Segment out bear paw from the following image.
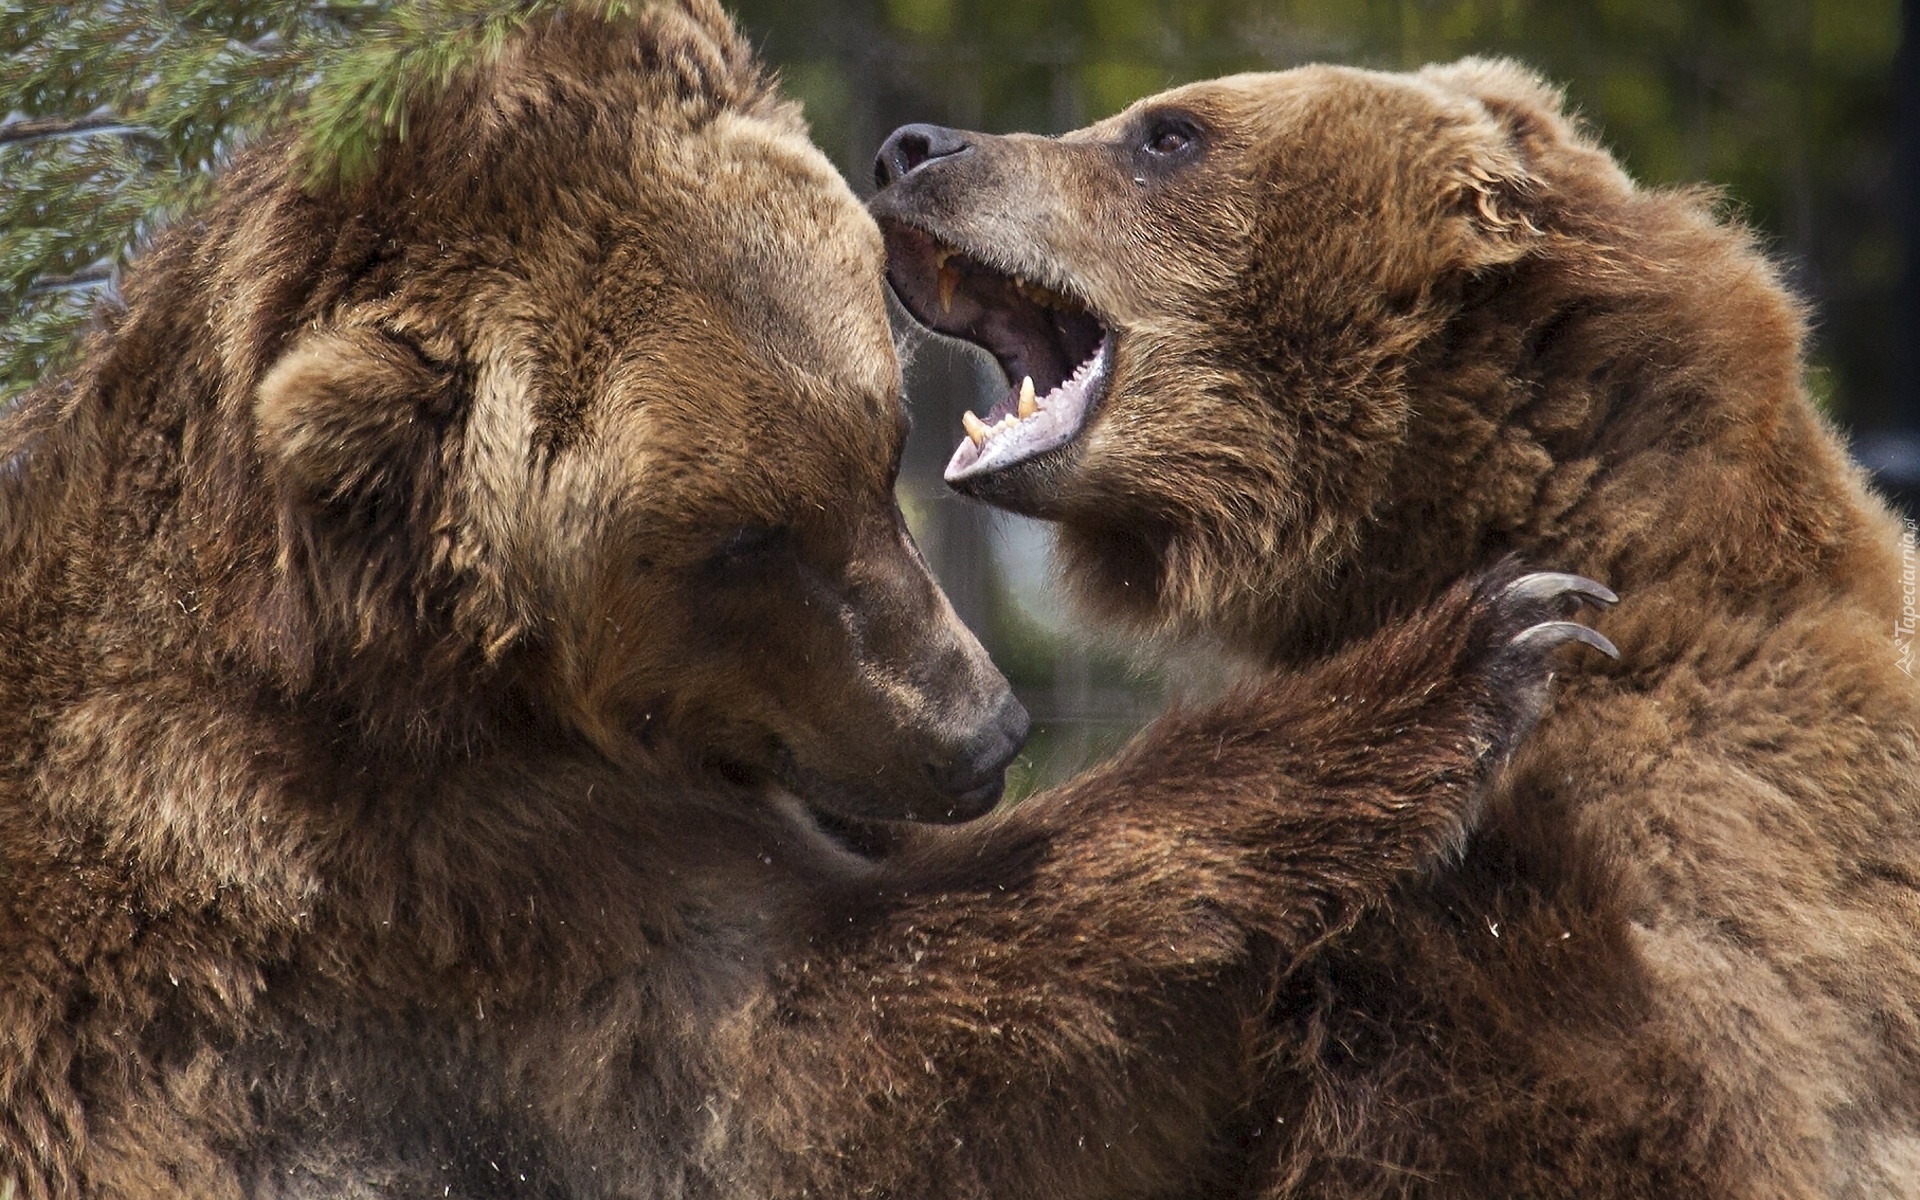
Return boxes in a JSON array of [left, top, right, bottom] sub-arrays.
[[1455, 561, 1618, 763]]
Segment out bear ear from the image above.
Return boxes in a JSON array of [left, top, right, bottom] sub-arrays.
[[253, 323, 466, 668], [255, 323, 461, 514], [1453, 140, 1542, 262], [1421, 59, 1554, 267], [1420, 57, 1572, 148]]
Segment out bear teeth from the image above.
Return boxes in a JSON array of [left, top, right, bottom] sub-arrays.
[[933, 246, 959, 313], [932, 241, 1075, 315], [946, 337, 1112, 484], [963, 376, 1043, 448], [1013, 277, 1071, 310]]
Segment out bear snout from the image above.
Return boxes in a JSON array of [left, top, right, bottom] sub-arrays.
[[922, 689, 1031, 819], [874, 123, 973, 189]]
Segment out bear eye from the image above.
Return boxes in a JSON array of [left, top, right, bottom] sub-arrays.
[[709, 523, 792, 577], [1140, 116, 1200, 159]]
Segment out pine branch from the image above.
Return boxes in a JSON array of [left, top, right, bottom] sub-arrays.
[[25, 267, 115, 297], [1, 0, 644, 406], [0, 114, 148, 145], [1, 0, 380, 403], [0, 292, 98, 401]]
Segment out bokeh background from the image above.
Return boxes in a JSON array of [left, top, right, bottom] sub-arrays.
[[724, 0, 1915, 793]]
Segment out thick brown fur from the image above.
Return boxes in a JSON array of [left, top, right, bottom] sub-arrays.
[[0, 14, 1606, 1198], [873, 59, 1920, 1196]]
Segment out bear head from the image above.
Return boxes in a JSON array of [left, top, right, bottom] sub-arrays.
[[871, 60, 1662, 661], [111, 1, 1026, 821]]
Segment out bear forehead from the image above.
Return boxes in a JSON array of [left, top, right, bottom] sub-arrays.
[[1087, 66, 1501, 150], [533, 108, 898, 402], [412, 101, 901, 469], [554, 281, 904, 517], [650, 114, 899, 395]]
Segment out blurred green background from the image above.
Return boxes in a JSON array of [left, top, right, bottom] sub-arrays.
[[723, 0, 1910, 794]]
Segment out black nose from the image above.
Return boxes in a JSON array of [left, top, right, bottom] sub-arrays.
[[874, 123, 972, 190], [926, 691, 1031, 818]]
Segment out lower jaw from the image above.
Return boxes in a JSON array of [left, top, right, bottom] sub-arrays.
[[943, 338, 1112, 493], [944, 448, 1078, 521]]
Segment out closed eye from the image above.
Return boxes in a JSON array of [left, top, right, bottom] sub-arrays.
[[709, 523, 794, 577]]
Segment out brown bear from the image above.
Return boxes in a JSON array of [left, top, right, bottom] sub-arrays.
[[872, 58, 1920, 1197], [0, 11, 1611, 1198]]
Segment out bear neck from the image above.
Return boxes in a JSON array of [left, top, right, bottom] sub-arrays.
[[1273, 208, 1903, 670]]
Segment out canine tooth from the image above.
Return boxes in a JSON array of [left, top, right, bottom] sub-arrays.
[[938, 263, 959, 313], [962, 410, 989, 446], [1018, 377, 1037, 418]]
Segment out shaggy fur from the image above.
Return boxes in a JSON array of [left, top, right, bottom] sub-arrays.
[[872, 60, 1920, 1196], [0, 13, 1605, 1198]]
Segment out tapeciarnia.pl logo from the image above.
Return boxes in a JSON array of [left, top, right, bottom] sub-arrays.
[[1898, 522, 1917, 677]]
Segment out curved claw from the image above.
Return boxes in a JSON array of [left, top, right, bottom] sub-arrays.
[[1501, 571, 1618, 610], [1509, 620, 1620, 660]]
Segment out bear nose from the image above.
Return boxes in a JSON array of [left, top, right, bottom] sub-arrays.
[[874, 123, 972, 189], [925, 691, 1030, 818]]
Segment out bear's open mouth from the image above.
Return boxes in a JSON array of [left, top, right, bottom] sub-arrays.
[[881, 222, 1112, 485]]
